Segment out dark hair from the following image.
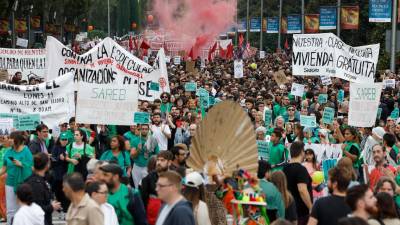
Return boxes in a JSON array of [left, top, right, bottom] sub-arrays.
[[328, 167, 352, 192], [10, 131, 25, 147], [33, 152, 49, 171], [375, 192, 398, 219], [374, 177, 396, 194], [35, 124, 48, 132], [63, 173, 85, 192], [290, 141, 304, 158], [338, 217, 369, 225], [147, 155, 157, 172], [383, 133, 396, 147], [345, 184, 370, 211], [272, 127, 283, 139], [86, 181, 106, 197], [16, 183, 34, 205], [344, 127, 360, 143], [69, 117, 75, 124], [157, 151, 173, 161], [257, 160, 271, 179], [153, 112, 161, 117], [182, 185, 205, 209], [111, 135, 125, 151], [170, 146, 182, 160]]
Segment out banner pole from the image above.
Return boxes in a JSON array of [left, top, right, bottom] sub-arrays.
[[277, 0, 282, 50], [391, 0, 398, 72], [260, 0, 263, 51], [301, 0, 305, 33], [337, 0, 341, 37]]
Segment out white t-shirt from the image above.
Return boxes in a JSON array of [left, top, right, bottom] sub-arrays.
[[101, 203, 119, 225], [13, 203, 45, 225], [151, 124, 171, 151], [195, 201, 212, 225]]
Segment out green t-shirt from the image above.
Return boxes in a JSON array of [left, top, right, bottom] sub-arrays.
[[0, 147, 10, 168], [100, 150, 131, 176], [273, 104, 287, 119], [269, 142, 288, 170], [3, 146, 33, 189], [259, 179, 285, 218], [131, 137, 159, 167], [344, 141, 361, 168], [160, 103, 172, 113], [64, 129, 75, 144], [108, 184, 134, 225], [124, 132, 140, 149], [67, 143, 95, 174]]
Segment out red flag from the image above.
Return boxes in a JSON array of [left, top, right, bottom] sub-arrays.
[[134, 37, 139, 50], [129, 35, 133, 51], [219, 46, 226, 58], [188, 47, 194, 60], [226, 43, 234, 59], [239, 34, 244, 47], [284, 38, 289, 50], [208, 48, 212, 62], [210, 42, 217, 53], [140, 40, 150, 49]]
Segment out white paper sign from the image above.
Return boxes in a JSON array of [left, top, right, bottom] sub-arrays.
[[0, 73, 75, 128], [321, 75, 332, 86], [45, 36, 169, 101], [16, 38, 28, 48], [173, 56, 181, 65], [292, 33, 379, 84], [303, 143, 342, 163], [348, 82, 383, 127], [234, 60, 244, 78], [383, 79, 396, 89], [76, 82, 138, 125], [259, 51, 265, 59], [0, 47, 46, 80], [291, 83, 305, 97], [0, 118, 13, 135]]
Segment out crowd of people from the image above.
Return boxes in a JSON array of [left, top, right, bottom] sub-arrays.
[[0, 48, 400, 225]]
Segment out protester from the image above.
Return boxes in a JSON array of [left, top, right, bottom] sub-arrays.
[[182, 172, 212, 225], [24, 153, 61, 225], [0, 131, 33, 225], [150, 113, 171, 151], [12, 183, 44, 225], [282, 141, 312, 225], [307, 166, 352, 225], [365, 144, 395, 189], [269, 128, 289, 170], [140, 151, 173, 225], [100, 135, 131, 177], [28, 124, 52, 155], [86, 181, 119, 225], [257, 160, 285, 222], [0, 135, 10, 221], [345, 184, 377, 221], [169, 144, 188, 177], [155, 170, 195, 225], [63, 173, 104, 225], [368, 192, 400, 225]]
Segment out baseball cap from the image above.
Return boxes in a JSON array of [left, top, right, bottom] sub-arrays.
[[184, 172, 204, 188], [59, 132, 68, 140], [100, 163, 123, 177]]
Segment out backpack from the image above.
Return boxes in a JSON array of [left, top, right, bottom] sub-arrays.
[[126, 187, 148, 225]]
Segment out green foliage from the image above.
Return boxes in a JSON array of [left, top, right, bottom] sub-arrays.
[[88, 29, 106, 39]]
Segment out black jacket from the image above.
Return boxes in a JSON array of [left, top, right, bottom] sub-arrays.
[[24, 173, 53, 225], [140, 171, 158, 208], [160, 200, 195, 225], [29, 138, 54, 155], [50, 145, 68, 181]]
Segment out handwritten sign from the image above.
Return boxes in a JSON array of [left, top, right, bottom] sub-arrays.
[[321, 75, 332, 86], [291, 83, 305, 97], [300, 115, 317, 127], [18, 114, 41, 131], [185, 82, 197, 92], [234, 60, 244, 79], [134, 112, 150, 124], [338, 89, 344, 103], [264, 109, 272, 127], [257, 140, 270, 160], [318, 94, 328, 104], [0, 118, 13, 135], [322, 107, 335, 124]]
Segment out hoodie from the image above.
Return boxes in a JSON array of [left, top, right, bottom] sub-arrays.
[[13, 203, 45, 225]]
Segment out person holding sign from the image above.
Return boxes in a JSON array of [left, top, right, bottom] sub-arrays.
[[0, 131, 33, 225], [65, 129, 95, 180]]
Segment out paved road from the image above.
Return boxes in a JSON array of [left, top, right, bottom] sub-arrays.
[[0, 211, 66, 225]]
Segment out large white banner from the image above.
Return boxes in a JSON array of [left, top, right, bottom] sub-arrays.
[[349, 82, 383, 127], [45, 36, 169, 101], [0, 48, 46, 80], [292, 33, 379, 84], [0, 73, 75, 128], [304, 143, 342, 163]]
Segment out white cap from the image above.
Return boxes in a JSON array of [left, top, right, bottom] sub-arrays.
[[184, 172, 204, 188]]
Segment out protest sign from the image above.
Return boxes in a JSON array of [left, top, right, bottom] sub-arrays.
[[318, 94, 328, 104], [290, 83, 305, 97], [18, 114, 40, 131], [264, 109, 272, 126], [0, 118, 13, 135], [185, 82, 197, 92], [199, 89, 209, 109], [259, 51, 265, 59], [173, 56, 181, 65], [150, 82, 160, 91], [390, 108, 399, 120], [134, 112, 150, 124], [348, 82, 383, 127], [0, 73, 75, 128], [273, 70, 288, 86], [234, 60, 244, 78], [16, 38, 28, 48], [209, 96, 215, 106], [292, 33, 380, 84], [186, 61, 195, 73], [257, 140, 269, 160], [322, 107, 335, 124], [320, 7, 337, 30], [45, 36, 169, 101], [300, 115, 317, 127], [0, 113, 19, 128], [321, 75, 332, 86], [0, 47, 46, 80], [196, 88, 208, 97], [304, 143, 342, 163], [383, 79, 396, 89], [369, 0, 392, 22], [338, 89, 345, 103], [322, 158, 338, 181]]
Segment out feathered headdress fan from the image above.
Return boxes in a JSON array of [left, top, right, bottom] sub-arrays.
[[187, 101, 258, 183]]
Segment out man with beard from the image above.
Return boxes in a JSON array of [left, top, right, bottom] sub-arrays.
[[150, 112, 171, 151], [100, 163, 147, 225], [169, 144, 188, 177], [167, 106, 182, 150], [345, 184, 377, 221], [307, 167, 352, 225], [140, 151, 173, 225], [365, 144, 395, 190]]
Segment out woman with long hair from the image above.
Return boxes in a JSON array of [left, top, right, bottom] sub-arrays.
[[336, 127, 361, 170], [368, 192, 400, 225], [100, 135, 131, 177], [0, 131, 33, 225], [270, 171, 297, 225], [65, 129, 95, 180], [182, 172, 212, 225]]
